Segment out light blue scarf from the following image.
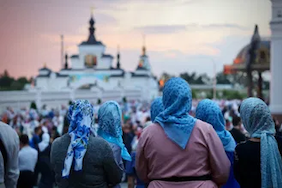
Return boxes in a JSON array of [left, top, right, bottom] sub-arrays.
[[151, 97, 164, 122], [196, 99, 236, 152], [98, 101, 131, 161], [155, 77, 196, 149], [62, 100, 95, 178], [240, 97, 282, 188]]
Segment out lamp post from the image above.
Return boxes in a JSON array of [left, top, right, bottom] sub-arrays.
[[212, 59, 217, 100]]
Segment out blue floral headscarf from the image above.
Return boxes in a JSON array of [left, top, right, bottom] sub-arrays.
[[62, 100, 95, 178], [196, 99, 236, 152], [154, 77, 196, 149], [98, 101, 131, 161], [240, 97, 282, 188], [151, 97, 164, 122]]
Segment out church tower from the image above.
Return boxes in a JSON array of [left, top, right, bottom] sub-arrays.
[[270, 0, 282, 120], [117, 45, 121, 69], [137, 35, 151, 71]]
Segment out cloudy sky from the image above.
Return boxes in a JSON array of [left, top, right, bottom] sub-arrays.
[[0, 0, 271, 78]]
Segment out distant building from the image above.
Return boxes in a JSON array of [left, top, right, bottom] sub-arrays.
[[34, 13, 158, 101]]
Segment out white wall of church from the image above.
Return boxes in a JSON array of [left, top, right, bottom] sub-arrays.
[[36, 78, 68, 91], [100, 57, 113, 69], [71, 57, 81, 69], [0, 89, 145, 114]]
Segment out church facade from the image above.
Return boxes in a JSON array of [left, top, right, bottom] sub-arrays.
[[34, 13, 159, 101]]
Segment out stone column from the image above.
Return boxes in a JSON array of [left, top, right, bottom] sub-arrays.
[[270, 0, 282, 121]]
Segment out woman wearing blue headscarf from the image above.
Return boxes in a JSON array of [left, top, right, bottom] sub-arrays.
[[196, 99, 239, 188], [98, 101, 132, 188], [234, 97, 282, 188], [136, 77, 230, 188], [50, 100, 123, 188], [150, 97, 164, 123]]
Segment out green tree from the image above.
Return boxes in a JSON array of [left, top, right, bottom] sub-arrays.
[[216, 72, 231, 84], [0, 70, 14, 88], [30, 101, 37, 110]]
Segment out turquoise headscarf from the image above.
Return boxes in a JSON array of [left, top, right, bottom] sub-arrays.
[[195, 99, 236, 152], [62, 100, 95, 178], [98, 101, 131, 161], [240, 97, 282, 188], [150, 97, 164, 122], [154, 77, 196, 149]]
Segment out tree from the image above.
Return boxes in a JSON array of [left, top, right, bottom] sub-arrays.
[[30, 101, 37, 110], [0, 70, 14, 88], [0, 71, 30, 90], [180, 72, 210, 85], [97, 98, 102, 105], [216, 72, 231, 85]]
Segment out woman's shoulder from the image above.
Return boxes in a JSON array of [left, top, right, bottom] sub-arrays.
[[88, 136, 112, 151], [235, 140, 260, 155], [192, 119, 215, 137], [52, 134, 69, 147]]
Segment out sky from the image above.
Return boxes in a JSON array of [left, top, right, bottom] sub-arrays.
[[0, 0, 271, 79]]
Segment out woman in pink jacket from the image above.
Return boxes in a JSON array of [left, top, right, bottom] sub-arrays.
[[136, 77, 230, 188]]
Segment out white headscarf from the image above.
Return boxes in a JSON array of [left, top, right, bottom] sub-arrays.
[[38, 133, 50, 152]]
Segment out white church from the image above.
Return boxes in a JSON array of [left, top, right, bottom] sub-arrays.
[[34, 13, 159, 101]]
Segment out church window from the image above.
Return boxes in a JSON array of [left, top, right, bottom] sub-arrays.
[[260, 51, 266, 60], [85, 55, 97, 68]]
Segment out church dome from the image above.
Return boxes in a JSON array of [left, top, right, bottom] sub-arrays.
[[233, 40, 270, 65]]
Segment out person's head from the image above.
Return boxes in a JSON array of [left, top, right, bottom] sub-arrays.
[[232, 116, 241, 127], [98, 101, 122, 138], [20, 134, 29, 148], [150, 97, 164, 122], [34, 126, 42, 135], [67, 99, 95, 135], [239, 97, 275, 138], [162, 77, 192, 115], [134, 126, 143, 139], [196, 99, 225, 132], [41, 133, 50, 144]]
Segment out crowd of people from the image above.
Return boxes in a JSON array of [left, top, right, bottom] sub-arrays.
[[0, 77, 282, 188]]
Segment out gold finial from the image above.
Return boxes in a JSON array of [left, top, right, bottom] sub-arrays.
[[142, 34, 146, 56], [44, 62, 47, 68], [117, 45, 120, 53], [91, 6, 95, 16]]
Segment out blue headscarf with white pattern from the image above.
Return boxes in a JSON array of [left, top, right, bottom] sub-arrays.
[[240, 97, 282, 188], [154, 77, 196, 149], [151, 97, 164, 122], [196, 99, 236, 152], [62, 100, 95, 178], [98, 101, 131, 161]]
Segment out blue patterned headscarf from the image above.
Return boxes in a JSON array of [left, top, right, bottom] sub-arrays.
[[196, 99, 236, 152], [240, 97, 282, 188], [150, 97, 164, 122], [62, 100, 95, 178], [98, 101, 131, 161], [154, 77, 196, 149]]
